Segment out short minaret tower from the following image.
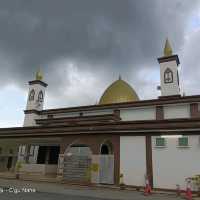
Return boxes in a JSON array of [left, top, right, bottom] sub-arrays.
[[157, 39, 180, 97], [23, 69, 48, 126]]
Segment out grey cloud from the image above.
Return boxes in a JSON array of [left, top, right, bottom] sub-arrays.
[[0, 0, 199, 107], [180, 30, 200, 96]]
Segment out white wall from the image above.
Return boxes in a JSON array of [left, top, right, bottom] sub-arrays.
[[164, 104, 190, 119], [24, 82, 46, 126], [41, 109, 113, 119], [23, 113, 40, 127], [45, 165, 57, 174], [83, 109, 113, 116], [20, 164, 57, 175], [46, 112, 79, 119], [152, 135, 200, 190], [120, 136, 146, 186], [120, 107, 155, 121], [91, 155, 100, 184], [26, 83, 46, 111]]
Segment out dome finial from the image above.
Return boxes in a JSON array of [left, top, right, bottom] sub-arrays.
[[164, 38, 173, 57], [36, 68, 43, 81]]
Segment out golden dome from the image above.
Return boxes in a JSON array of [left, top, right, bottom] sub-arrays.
[[99, 77, 139, 105]]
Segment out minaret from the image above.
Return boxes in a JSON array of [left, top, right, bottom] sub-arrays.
[[23, 69, 48, 126], [157, 39, 180, 97]]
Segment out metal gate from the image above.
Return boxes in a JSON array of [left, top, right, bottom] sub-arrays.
[[99, 155, 114, 184]]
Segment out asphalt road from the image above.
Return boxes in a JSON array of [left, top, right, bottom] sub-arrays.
[[0, 178, 183, 200], [1, 192, 106, 200], [0, 191, 182, 200]]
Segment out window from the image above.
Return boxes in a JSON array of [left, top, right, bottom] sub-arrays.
[[164, 68, 173, 83], [29, 89, 35, 101], [177, 71, 179, 86], [19, 145, 26, 156], [29, 145, 35, 156], [178, 137, 189, 147], [38, 91, 44, 103], [155, 137, 166, 147]]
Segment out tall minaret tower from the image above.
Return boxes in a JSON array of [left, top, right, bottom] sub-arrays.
[[23, 69, 48, 126], [157, 39, 180, 97]]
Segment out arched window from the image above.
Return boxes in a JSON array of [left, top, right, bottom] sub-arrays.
[[38, 91, 44, 103], [100, 140, 113, 155], [101, 144, 109, 154], [164, 68, 173, 83], [29, 89, 35, 101]]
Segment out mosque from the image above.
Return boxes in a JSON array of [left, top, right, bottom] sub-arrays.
[[0, 39, 200, 191]]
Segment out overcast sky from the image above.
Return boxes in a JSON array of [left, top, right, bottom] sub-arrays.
[[1, 0, 200, 127]]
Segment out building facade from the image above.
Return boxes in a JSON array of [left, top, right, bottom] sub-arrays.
[[0, 40, 200, 190]]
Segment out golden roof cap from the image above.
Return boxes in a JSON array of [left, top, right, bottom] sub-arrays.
[[164, 38, 173, 56], [36, 69, 43, 81], [99, 77, 139, 105]]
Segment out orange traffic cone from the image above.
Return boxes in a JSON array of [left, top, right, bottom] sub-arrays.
[[144, 175, 152, 196], [185, 179, 192, 200]]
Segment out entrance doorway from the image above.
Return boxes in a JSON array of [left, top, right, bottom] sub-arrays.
[[37, 146, 60, 164], [7, 157, 13, 171], [99, 141, 114, 184], [37, 146, 47, 164], [49, 146, 60, 164]]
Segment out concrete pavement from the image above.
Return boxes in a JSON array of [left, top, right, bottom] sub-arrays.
[[0, 192, 183, 200]]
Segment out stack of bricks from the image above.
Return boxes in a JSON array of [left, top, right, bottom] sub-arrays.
[[63, 155, 91, 182]]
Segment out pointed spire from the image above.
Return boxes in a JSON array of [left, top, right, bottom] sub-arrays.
[[36, 68, 43, 81], [164, 38, 173, 57]]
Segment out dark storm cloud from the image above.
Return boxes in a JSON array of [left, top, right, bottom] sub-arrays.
[[0, 0, 199, 106]]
